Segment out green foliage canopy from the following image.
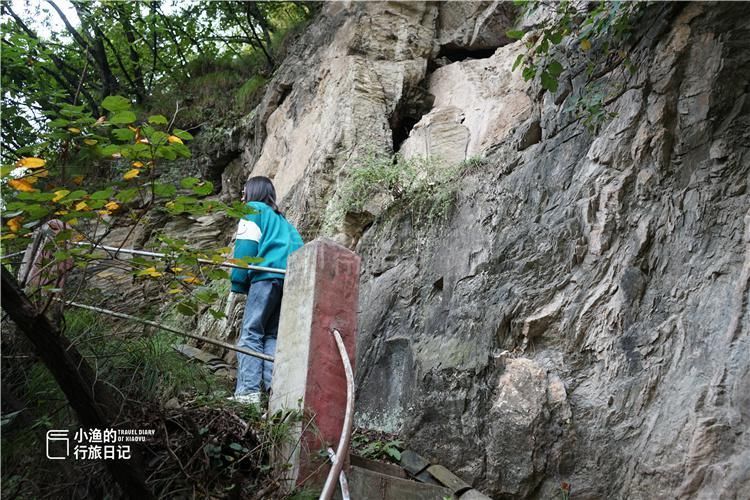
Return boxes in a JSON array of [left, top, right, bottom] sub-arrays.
[[1, 0, 316, 161]]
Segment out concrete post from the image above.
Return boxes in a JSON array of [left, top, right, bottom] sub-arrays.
[[270, 239, 360, 489]]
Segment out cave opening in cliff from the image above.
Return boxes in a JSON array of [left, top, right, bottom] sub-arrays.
[[391, 115, 421, 152], [389, 84, 435, 152], [436, 45, 497, 64]]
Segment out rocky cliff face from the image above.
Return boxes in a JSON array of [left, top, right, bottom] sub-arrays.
[[192, 2, 749, 498]]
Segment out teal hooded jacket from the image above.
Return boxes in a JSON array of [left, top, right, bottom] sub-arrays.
[[230, 201, 303, 294]]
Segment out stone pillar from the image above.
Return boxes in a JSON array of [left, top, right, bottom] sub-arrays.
[[270, 239, 360, 489]]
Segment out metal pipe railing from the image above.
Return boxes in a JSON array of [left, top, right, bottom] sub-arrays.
[[319, 328, 355, 500], [0, 250, 27, 260], [326, 448, 351, 500], [73, 242, 286, 275], [62, 299, 273, 362]]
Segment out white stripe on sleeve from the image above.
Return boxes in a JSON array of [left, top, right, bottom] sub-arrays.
[[236, 219, 262, 242]]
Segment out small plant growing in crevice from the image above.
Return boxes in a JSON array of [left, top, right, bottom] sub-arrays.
[[323, 152, 475, 236], [461, 155, 486, 172], [351, 428, 403, 463], [564, 81, 619, 133], [560, 480, 572, 500]]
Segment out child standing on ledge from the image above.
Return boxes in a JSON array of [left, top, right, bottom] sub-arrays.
[[230, 176, 303, 404]]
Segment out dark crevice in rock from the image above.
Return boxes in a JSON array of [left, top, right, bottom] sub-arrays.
[[342, 211, 375, 250], [435, 45, 496, 63], [207, 149, 242, 188], [389, 80, 435, 152], [277, 84, 293, 108]]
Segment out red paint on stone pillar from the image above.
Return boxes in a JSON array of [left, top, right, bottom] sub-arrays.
[[270, 239, 360, 488]]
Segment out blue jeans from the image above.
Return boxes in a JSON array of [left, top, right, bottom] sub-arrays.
[[235, 278, 283, 396]]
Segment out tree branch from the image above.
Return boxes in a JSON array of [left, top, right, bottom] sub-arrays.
[[3, 4, 98, 112], [1, 267, 155, 499], [113, 3, 146, 102]]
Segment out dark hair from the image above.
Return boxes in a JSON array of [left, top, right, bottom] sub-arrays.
[[243, 176, 281, 214]]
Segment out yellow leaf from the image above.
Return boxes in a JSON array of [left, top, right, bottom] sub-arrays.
[[168, 288, 182, 294], [74, 201, 89, 211], [1, 233, 17, 240], [72, 175, 84, 185], [84, 139, 98, 145], [97, 209, 110, 216], [104, 201, 120, 211], [580, 38, 592, 51], [25, 176, 39, 184], [167, 135, 183, 144], [68, 127, 81, 134], [170, 267, 183, 273], [15, 157, 46, 168], [7, 216, 23, 233], [183, 276, 201, 285], [131, 161, 144, 168], [8, 178, 37, 192], [128, 126, 138, 132], [123, 169, 140, 180], [52, 190, 70, 202], [138, 266, 162, 278], [66, 218, 78, 225], [54, 210, 69, 215]]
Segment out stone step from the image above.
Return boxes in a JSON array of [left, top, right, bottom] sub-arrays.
[[334, 465, 453, 500]]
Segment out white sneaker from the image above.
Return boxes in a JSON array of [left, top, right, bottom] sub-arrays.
[[228, 392, 262, 405]]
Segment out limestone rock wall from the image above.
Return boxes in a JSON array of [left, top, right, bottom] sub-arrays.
[[189, 2, 749, 498]]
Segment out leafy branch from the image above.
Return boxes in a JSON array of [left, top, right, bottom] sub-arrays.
[[1, 95, 253, 319], [508, 0, 646, 96]]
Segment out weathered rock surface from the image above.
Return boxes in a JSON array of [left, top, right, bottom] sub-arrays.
[[239, 1, 440, 240], [354, 2, 750, 499], [436, 1, 516, 55], [399, 40, 531, 161], [180, 1, 749, 498]]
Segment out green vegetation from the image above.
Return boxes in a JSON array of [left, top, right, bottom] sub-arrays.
[[237, 75, 270, 110], [508, 0, 647, 131], [559, 481, 572, 499], [1, 308, 214, 498], [1, 1, 316, 156], [564, 81, 620, 133], [351, 428, 403, 463], [324, 153, 481, 234], [2, 306, 320, 498], [0, 2, 310, 488], [0, 94, 260, 322], [69, 308, 217, 400], [353, 436, 403, 462]]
